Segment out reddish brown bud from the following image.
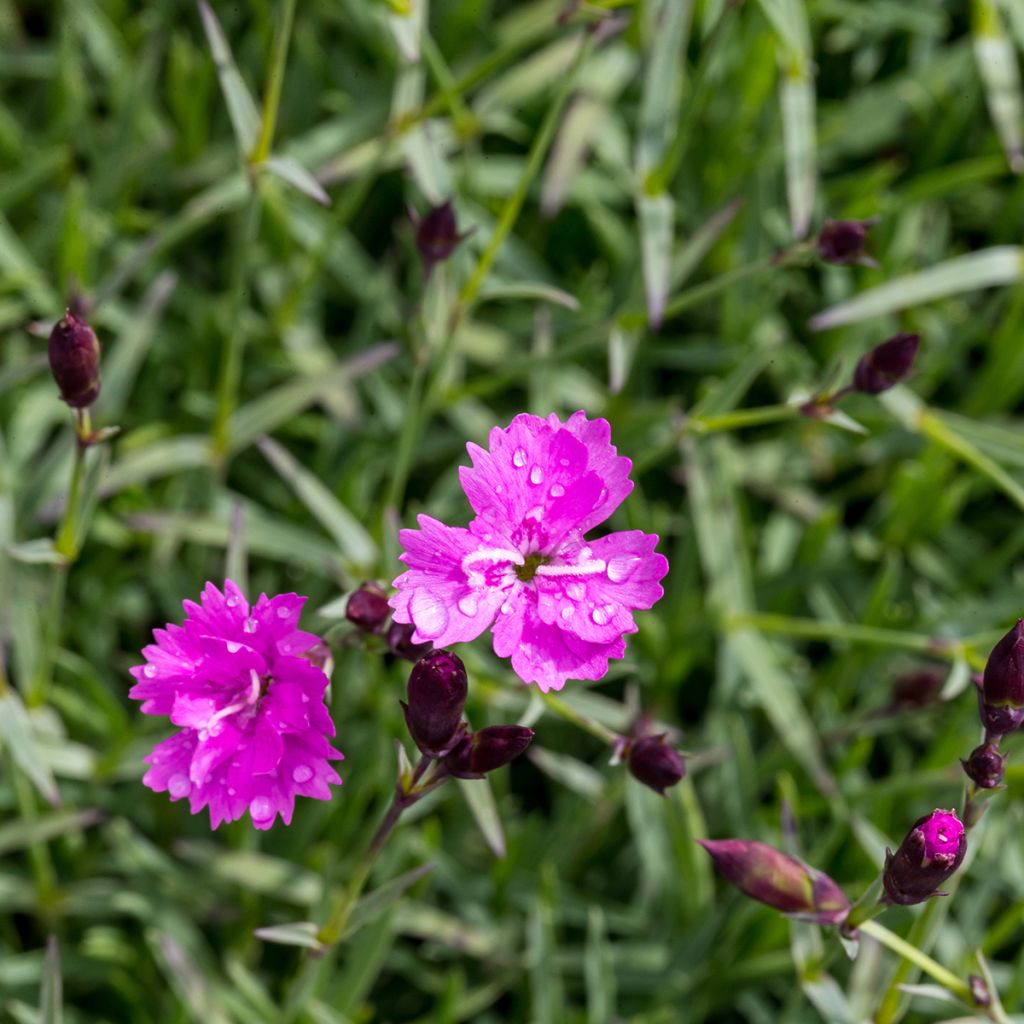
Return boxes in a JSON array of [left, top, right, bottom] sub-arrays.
[[345, 582, 390, 634], [982, 620, 1024, 710], [883, 809, 966, 906], [444, 725, 534, 779], [892, 667, 943, 708], [961, 743, 1006, 789], [413, 200, 472, 276], [851, 333, 920, 395], [402, 650, 468, 757], [818, 218, 878, 267], [697, 839, 850, 925], [387, 621, 433, 662], [627, 734, 686, 795], [48, 310, 101, 408]]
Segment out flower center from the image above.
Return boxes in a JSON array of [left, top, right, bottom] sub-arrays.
[[207, 669, 268, 729], [515, 553, 549, 582]]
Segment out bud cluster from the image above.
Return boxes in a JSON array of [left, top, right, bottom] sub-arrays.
[[345, 582, 433, 661]]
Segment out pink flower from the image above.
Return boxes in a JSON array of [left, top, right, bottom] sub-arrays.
[[130, 580, 343, 829], [390, 412, 669, 691]]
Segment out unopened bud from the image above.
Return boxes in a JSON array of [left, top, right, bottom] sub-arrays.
[[697, 839, 850, 925], [444, 725, 534, 779], [345, 582, 390, 634], [627, 734, 686, 795], [852, 333, 920, 395], [48, 310, 101, 408], [962, 743, 1006, 789], [414, 200, 470, 274], [818, 217, 878, 267], [387, 620, 433, 662], [892, 667, 943, 708], [882, 808, 966, 906], [981, 620, 1024, 710], [402, 650, 468, 757]]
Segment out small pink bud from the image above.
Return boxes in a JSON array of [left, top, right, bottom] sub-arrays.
[[852, 333, 920, 395], [697, 839, 850, 925], [48, 310, 101, 408], [402, 650, 468, 757], [818, 218, 877, 266], [627, 734, 686, 795], [345, 582, 391, 634], [444, 725, 534, 779], [883, 809, 966, 906], [961, 743, 1006, 789]]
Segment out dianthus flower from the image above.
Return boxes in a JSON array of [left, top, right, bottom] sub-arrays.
[[130, 580, 343, 829], [390, 412, 668, 691]]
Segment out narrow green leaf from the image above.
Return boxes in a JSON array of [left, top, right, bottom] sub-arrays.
[[253, 922, 321, 950], [637, 193, 674, 328], [456, 777, 505, 858], [0, 809, 100, 857], [973, 0, 1024, 174], [584, 907, 615, 1024], [343, 863, 435, 939], [5, 540, 66, 566], [477, 281, 580, 310], [0, 692, 60, 807], [263, 156, 331, 206], [40, 936, 61, 1024]]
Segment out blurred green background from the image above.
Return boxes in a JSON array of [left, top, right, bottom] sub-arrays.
[[3, 0, 1024, 1020]]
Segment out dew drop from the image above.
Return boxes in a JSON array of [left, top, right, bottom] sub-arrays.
[[512, 448, 527, 468], [226, 640, 242, 654], [292, 764, 313, 784], [168, 774, 191, 798], [277, 605, 292, 619], [227, 787, 236, 796], [495, 484, 504, 493], [249, 796, 274, 821], [560, 606, 574, 621], [143, 664, 156, 678], [529, 465, 544, 485], [566, 581, 586, 600], [549, 483, 565, 498], [457, 594, 479, 617], [559, 457, 570, 467], [607, 555, 641, 583], [591, 607, 610, 626], [500, 601, 513, 615], [227, 596, 239, 608], [411, 590, 449, 638]]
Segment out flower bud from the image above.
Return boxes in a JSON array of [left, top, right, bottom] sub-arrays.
[[892, 667, 943, 708], [882, 809, 966, 906], [697, 839, 850, 925], [961, 743, 1006, 789], [851, 333, 920, 395], [345, 582, 391, 635], [979, 699, 1024, 736], [413, 200, 470, 274], [981, 620, 1024, 710], [387, 621, 433, 662], [48, 310, 101, 408], [627, 734, 686, 795], [444, 725, 534, 779], [818, 218, 877, 266], [402, 649, 468, 757]]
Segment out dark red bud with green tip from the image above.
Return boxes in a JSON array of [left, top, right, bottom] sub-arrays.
[[402, 649, 468, 757], [444, 725, 534, 779], [981, 620, 1024, 710], [697, 839, 850, 925], [851, 333, 920, 395], [48, 310, 101, 408], [882, 809, 966, 906]]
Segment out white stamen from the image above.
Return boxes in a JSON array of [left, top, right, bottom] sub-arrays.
[[205, 669, 263, 728], [534, 559, 607, 578], [462, 547, 525, 571]]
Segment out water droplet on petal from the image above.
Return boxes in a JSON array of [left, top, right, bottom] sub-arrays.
[[277, 605, 292, 619], [591, 607, 610, 626], [227, 596, 239, 608], [513, 448, 527, 468], [500, 602, 513, 615], [143, 665, 156, 678], [226, 640, 242, 654], [227, 787, 236, 796], [168, 774, 191, 798], [607, 555, 641, 583], [292, 765, 313, 783], [457, 594, 479, 617], [529, 465, 544, 485], [198, 729, 209, 743], [566, 582, 586, 600], [560, 606, 573, 621], [549, 483, 565, 498], [249, 796, 274, 821], [411, 590, 449, 638]]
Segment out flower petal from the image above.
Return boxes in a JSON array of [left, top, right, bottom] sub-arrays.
[[491, 586, 625, 691], [534, 530, 668, 644], [389, 515, 514, 646]]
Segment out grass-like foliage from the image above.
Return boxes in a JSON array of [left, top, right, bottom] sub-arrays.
[[3, 0, 1024, 1021]]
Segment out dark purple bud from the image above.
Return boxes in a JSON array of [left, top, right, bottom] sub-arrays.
[[852, 333, 920, 395], [697, 839, 850, 925], [982, 620, 1024, 710], [414, 200, 470, 271], [979, 699, 1024, 736], [892, 667, 944, 708], [402, 650, 468, 757], [883, 809, 966, 906], [345, 582, 391, 635], [627, 734, 686, 795], [961, 743, 1006, 789], [444, 725, 534, 779], [48, 310, 101, 408], [386, 621, 433, 662], [818, 218, 877, 266]]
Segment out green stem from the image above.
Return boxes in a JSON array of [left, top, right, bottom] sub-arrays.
[[540, 692, 619, 746], [212, 190, 263, 461], [843, 872, 886, 930], [689, 404, 799, 433], [250, 0, 298, 165], [859, 919, 973, 1004]]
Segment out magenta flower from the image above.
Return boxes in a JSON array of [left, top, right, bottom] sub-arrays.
[[390, 412, 668, 691], [130, 580, 343, 829]]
